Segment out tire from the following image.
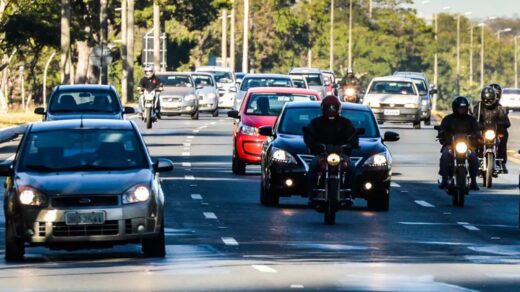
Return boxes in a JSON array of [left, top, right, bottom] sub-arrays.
[[424, 117, 431, 126], [324, 179, 338, 225], [212, 108, 219, 117], [145, 108, 152, 129], [453, 167, 466, 207], [191, 110, 199, 120], [5, 220, 25, 262], [367, 192, 390, 212], [485, 152, 494, 188], [142, 219, 166, 258], [377, 121, 384, 125], [413, 121, 421, 129], [264, 184, 279, 207], [232, 151, 246, 175]]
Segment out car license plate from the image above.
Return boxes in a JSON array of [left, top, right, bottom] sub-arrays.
[[384, 109, 400, 116], [65, 211, 105, 225]]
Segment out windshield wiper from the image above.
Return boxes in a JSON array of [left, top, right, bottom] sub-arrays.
[[49, 109, 78, 113], [58, 165, 137, 171], [24, 164, 57, 172], [78, 109, 117, 113]]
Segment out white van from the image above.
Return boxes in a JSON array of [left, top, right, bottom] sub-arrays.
[[500, 88, 520, 111], [363, 76, 422, 129]]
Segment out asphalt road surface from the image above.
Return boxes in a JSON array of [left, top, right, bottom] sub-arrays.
[[0, 113, 519, 291]]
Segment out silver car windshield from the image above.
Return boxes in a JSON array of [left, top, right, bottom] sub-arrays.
[[240, 78, 292, 91], [368, 81, 417, 95], [49, 90, 119, 113], [19, 129, 148, 172]]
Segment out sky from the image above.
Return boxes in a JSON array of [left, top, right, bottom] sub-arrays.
[[408, 0, 520, 20]]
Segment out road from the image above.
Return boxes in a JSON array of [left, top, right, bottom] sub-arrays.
[[0, 113, 519, 291]]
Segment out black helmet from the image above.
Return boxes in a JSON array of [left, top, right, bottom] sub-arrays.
[[452, 96, 470, 113], [481, 86, 498, 107], [321, 95, 341, 119], [488, 83, 502, 100]]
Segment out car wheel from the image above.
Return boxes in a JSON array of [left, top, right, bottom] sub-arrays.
[[367, 192, 389, 212], [142, 219, 166, 258], [5, 219, 25, 262], [212, 108, 219, 117], [424, 117, 431, 126], [191, 110, 199, 120], [264, 184, 279, 207], [232, 152, 246, 175], [413, 121, 421, 129]]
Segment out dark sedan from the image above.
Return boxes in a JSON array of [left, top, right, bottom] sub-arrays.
[[0, 119, 173, 261], [259, 102, 399, 211], [34, 84, 135, 121]]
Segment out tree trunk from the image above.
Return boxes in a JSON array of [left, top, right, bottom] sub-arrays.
[[60, 0, 71, 84], [100, 0, 108, 84], [75, 40, 91, 84], [153, 0, 161, 71], [121, 0, 128, 103], [127, 0, 135, 102]]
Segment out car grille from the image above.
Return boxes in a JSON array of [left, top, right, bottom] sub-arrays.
[[298, 154, 362, 171], [162, 96, 182, 102], [52, 196, 119, 208], [380, 103, 405, 108], [125, 219, 132, 234], [38, 222, 46, 237], [52, 220, 119, 237]]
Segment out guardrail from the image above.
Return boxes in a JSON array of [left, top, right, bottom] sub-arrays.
[[0, 125, 26, 143]]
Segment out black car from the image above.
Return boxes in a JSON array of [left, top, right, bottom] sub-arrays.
[[259, 102, 400, 211], [34, 84, 135, 121], [0, 119, 173, 261]]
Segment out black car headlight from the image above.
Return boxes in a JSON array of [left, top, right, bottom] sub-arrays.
[[123, 185, 151, 204], [363, 152, 390, 167], [270, 147, 297, 164], [18, 186, 47, 206]]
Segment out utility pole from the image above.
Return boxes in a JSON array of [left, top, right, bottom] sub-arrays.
[[230, 0, 236, 71], [242, 0, 249, 73], [121, 0, 128, 104], [153, 0, 161, 71], [456, 14, 460, 95], [221, 9, 228, 68], [43, 51, 56, 107], [515, 36, 519, 88], [60, 0, 71, 84], [348, 0, 353, 68], [19, 66, 25, 111], [469, 24, 474, 86], [127, 0, 135, 102], [433, 13, 438, 111], [100, 0, 108, 84], [369, 0, 372, 19], [480, 23, 485, 89], [308, 0, 312, 67], [329, 0, 334, 71]]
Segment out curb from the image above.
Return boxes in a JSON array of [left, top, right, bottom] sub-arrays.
[[0, 125, 26, 143]]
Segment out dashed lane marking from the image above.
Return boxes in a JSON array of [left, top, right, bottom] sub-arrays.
[[491, 237, 501, 240], [458, 222, 480, 231], [191, 194, 203, 200], [203, 212, 218, 220], [414, 200, 435, 208], [187, 135, 195, 139], [391, 182, 401, 188], [182, 152, 190, 156], [252, 265, 277, 273], [190, 184, 198, 187], [210, 122, 216, 125], [185, 175, 195, 180], [182, 162, 192, 167], [183, 143, 191, 147], [221, 237, 239, 246], [193, 129, 200, 133], [290, 285, 304, 289]]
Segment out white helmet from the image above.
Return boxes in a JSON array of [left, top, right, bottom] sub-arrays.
[[144, 65, 155, 74]]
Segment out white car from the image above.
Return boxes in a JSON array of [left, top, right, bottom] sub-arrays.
[[195, 66, 237, 109], [500, 88, 520, 111]]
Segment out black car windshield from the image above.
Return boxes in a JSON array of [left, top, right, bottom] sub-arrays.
[[503, 89, 520, 95], [245, 93, 318, 116], [292, 79, 307, 89], [278, 107, 378, 138], [48, 89, 120, 113], [19, 129, 148, 172], [240, 77, 293, 91], [412, 79, 428, 95], [368, 81, 416, 95], [291, 73, 323, 86], [192, 75, 215, 87], [157, 75, 193, 87]]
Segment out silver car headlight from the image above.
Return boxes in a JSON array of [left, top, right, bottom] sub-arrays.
[[270, 147, 297, 164], [184, 94, 196, 101], [404, 103, 418, 109], [123, 185, 151, 204], [239, 123, 258, 136], [18, 186, 47, 206], [421, 99, 429, 106], [363, 152, 390, 167]]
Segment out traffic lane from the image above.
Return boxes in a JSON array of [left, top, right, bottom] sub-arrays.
[[507, 112, 520, 162], [175, 121, 520, 265]]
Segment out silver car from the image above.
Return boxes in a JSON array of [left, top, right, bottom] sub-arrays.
[[195, 66, 237, 109], [191, 72, 220, 117], [289, 67, 327, 98], [156, 73, 200, 120]]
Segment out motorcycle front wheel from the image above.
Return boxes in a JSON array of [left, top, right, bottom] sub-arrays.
[[324, 179, 338, 225], [484, 152, 494, 188], [453, 167, 466, 207], [145, 108, 152, 129]]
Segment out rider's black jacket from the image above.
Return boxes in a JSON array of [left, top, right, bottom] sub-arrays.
[[472, 102, 510, 133], [304, 116, 359, 156], [438, 113, 480, 147], [138, 76, 163, 92]]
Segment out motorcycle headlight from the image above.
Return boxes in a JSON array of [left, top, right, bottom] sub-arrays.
[[327, 153, 341, 166], [363, 152, 390, 167], [484, 130, 496, 141], [18, 186, 46, 206], [184, 94, 196, 101], [239, 123, 258, 136], [404, 103, 418, 108], [345, 88, 356, 96], [123, 185, 151, 204], [455, 142, 468, 154], [270, 147, 297, 164]]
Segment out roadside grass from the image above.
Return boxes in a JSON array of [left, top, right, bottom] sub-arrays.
[[0, 111, 41, 128]]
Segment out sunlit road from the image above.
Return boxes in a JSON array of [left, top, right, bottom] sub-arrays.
[[0, 114, 519, 291]]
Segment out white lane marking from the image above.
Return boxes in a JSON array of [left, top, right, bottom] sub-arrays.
[[193, 129, 200, 133], [219, 119, 224, 122], [290, 285, 304, 289], [199, 126, 207, 129], [190, 184, 198, 187], [183, 147, 190, 151], [443, 212, 452, 215], [182, 162, 192, 167], [491, 237, 501, 240], [187, 135, 195, 139], [191, 194, 203, 200], [182, 152, 190, 156], [252, 265, 277, 273], [210, 122, 216, 125], [391, 182, 401, 188], [203, 212, 218, 219], [221, 237, 239, 246], [399, 222, 451, 226], [414, 200, 435, 208], [185, 175, 195, 180], [458, 222, 480, 231], [183, 143, 191, 147]]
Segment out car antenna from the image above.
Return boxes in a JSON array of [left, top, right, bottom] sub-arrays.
[[80, 115, 84, 128]]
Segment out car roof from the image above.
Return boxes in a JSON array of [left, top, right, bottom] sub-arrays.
[[371, 76, 416, 83], [189, 72, 214, 77], [284, 101, 371, 112], [289, 67, 322, 74], [246, 87, 319, 95], [29, 119, 135, 133], [55, 84, 115, 91], [195, 66, 232, 72], [394, 71, 426, 78], [243, 73, 291, 79], [156, 72, 192, 76]]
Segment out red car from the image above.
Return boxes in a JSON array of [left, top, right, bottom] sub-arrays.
[[227, 87, 321, 174]]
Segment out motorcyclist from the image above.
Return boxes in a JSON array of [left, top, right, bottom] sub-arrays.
[[303, 96, 359, 200], [137, 65, 163, 119], [438, 96, 480, 190], [474, 83, 511, 173], [338, 68, 361, 102]]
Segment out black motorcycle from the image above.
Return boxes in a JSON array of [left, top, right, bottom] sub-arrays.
[[479, 126, 503, 188], [311, 144, 353, 225], [141, 89, 160, 129]]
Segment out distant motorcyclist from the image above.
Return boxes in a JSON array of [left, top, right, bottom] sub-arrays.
[[137, 65, 163, 118], [438, 96, 480, 190], [303, 96, 359, 199], [474, 83, 511, 173]]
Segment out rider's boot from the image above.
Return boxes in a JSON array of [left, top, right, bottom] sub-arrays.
[[501, 161, 508, 174], [469, 177, 480, 191], [438, 176, 448, 189]]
